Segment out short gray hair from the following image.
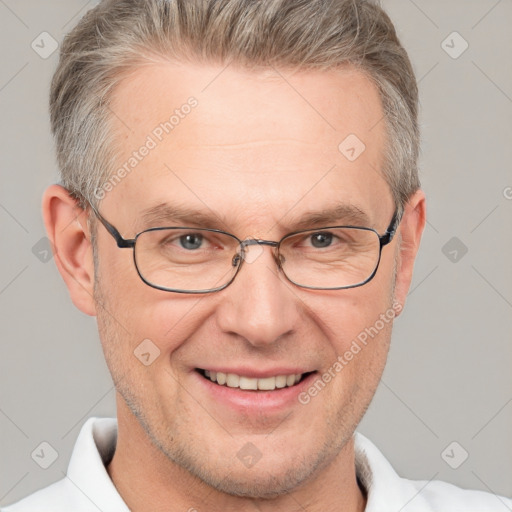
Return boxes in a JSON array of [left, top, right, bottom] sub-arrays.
[[50, 0, 420, 216]]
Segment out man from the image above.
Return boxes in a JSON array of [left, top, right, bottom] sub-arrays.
[[3, 0, 511, 511]]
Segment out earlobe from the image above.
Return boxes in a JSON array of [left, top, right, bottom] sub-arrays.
[[392, 189, 427, 315], [42, 184, 97, 316]]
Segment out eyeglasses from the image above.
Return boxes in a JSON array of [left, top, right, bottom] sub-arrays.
[[90, 206, 402, 294]]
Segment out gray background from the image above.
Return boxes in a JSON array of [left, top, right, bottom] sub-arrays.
[[1, 0, 511, 506]]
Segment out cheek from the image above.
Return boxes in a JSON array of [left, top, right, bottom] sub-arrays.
[[327, 313, 392, 412], [138, 296, 212, 350], [300, 273, 395, 400], [315, 283, 394, 350], [96, 246, 198, 350]]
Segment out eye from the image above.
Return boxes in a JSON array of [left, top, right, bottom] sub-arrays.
[[179, 233, 204, 250], [310, 232, 334, 248]]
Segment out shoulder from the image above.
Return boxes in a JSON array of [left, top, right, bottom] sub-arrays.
[[354, 432, 512, 512], [405, 477, 512, 511], [2, 417, 127, 512], [1, 478, 90, 512]]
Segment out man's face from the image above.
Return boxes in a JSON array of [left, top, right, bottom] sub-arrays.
[[94, 61, 399, 496]]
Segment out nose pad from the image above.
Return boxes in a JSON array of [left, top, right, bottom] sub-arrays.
[[232, 253, 242, 267], [231, 242, 283, 271]]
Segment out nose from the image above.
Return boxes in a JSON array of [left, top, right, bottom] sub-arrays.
[[215, 242, 298, 347]]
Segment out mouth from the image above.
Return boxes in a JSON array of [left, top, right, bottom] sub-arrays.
[[196, 369, 314, 391]]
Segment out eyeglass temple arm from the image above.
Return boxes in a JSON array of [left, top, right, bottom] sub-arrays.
[[90, 206, 135, 249], [379, 208, 403, 247]]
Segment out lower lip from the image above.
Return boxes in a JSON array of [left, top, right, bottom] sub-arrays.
[[194, 371, 318, 413]]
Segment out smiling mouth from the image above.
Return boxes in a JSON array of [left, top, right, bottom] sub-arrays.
[[196, 369, 313, 391]]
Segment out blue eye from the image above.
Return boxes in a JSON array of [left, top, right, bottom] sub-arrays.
[[310, 232, 333, 248], [179, 233, 203, 250]]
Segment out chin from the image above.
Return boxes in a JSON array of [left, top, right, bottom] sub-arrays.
[[155, 430, 341, 500], [179, 454, 324, 499], [202, 473, 304, 499]]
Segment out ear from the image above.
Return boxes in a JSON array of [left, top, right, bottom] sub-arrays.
[[393, 189, 426, 315], [42, 184, 97, 316]]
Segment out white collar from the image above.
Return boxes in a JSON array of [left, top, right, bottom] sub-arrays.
[[41, 417, 508, 512], [69, 417, 413, 510], [67, 417, 129, 511]]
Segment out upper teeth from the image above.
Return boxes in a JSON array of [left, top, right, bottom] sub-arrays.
[[204, 370, 303, 390]]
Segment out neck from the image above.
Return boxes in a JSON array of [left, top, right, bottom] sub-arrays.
[[107, 400, 367, 512]]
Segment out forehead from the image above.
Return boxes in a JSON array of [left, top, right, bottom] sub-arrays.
[[105, 61, 391, 233]]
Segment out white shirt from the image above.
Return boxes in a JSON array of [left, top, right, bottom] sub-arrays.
[[3, 417, 511, 511]]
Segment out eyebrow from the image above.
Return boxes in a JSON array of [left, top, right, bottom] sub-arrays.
[[138, 203, 229, 231], [287, 204, 371, 231], [136, 202, 372, 233]]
